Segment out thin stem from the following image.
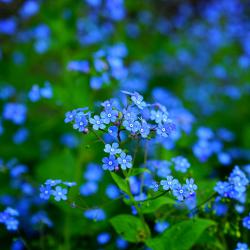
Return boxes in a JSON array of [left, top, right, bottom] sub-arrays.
[[92, 130, 105, 145], [139, 140, 148, 195], [190, 192, 217, 214]]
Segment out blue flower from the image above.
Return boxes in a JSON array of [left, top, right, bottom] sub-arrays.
[[67, 60, 89, 73], [102, 155, 118, 171], [150, 181, 159, 192], [0, 207, 19, 231], [80, 182, 98, 196], [172, 184, 188, 201], [63, 181, 77, 187], [184, 178, 197, 194], [45, 179, 62, 186], [139, 120, 150, 138], [150, 110, 168, 124], [123, 119, 141, 133], [73, 113, 88, 132], [101, 109, 118, 124], [108, 126, 118, 138], [116, 237, 128, 249], [64, 110, 77, 123], [52, 186, 68, 201], [97, 232, 111, 245], [105, 184, 120, 199], [40, 185, 52, 200], [154, 221, 169, 233], [122, 107, 138, 121], [28, 85, 40, 102], [160, 176, 179, 191], [243, 213, 250, 229], [3, 103, 27, 125], [117, 152, 132, 170], [84, 163, 103, 182], [172, 156, 190, 173], [84, 208, 106, 221], [235, 242, 249, 250], [90, 115, 106, 130], [156, 121, 175, 137], [104, 143, 122, 155], [131, 92, 146, 109]]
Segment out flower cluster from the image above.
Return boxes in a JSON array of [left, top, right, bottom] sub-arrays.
[[214, 166, 249, 202], [28, 81, 53, 102], [152, 176, 197, 201], [40, 179, 76, 202], [0, 207, 19, 231]]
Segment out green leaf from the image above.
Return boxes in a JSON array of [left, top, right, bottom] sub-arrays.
[[110, 214, 150, 243], [141, 196, 176, 214], [146, 218, 216, 250], [110, 172, 130, 195], [128, 168, 150, 177]]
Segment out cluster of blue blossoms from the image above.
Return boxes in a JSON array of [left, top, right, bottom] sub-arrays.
[[151, 177, 197, 202], [214, 166, 249, 203], [0, 207, 19, 231], [40, 179, 76, 202], [63, 91, 197, 205]]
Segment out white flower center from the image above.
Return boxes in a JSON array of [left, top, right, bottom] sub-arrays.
[[123, 159, 127, 163], [162, 128, 166, 132], [108, 161, 113, 165], [80, 122, 83, 126], [130, 124, 133, 127], [108, 114, 111, 117]]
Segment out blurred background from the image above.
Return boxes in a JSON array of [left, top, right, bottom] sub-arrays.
[[0, 0, 250, 249]]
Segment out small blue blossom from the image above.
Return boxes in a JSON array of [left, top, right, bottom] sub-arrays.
[[123, 107, 138, 121], [140, 120, 150, 138], [160, 176, 179, 191], [156, 121, 175, 137], [40, 185, 52, 200], [3, 103, 27, 125], [97, 232, 111, 245], [67, 60, 89, 73], [31, 211, 53, 227], [28, 85, 40, 102], [45, 179, 62, 186], [84, 208, 106, 221], [172, 184, 188, 201], [101, 109, 118, 124], [64, 110, 77, 123], [104, 143, 122, 155], [73, 113, 88, 132], [80, 182, 98, 196], [123, 119, 141, 133], [150, 181, 159, 192], [243, 213, 250, 229], [172, 156, 190, 173], [108, 126, 118, 138], [131, 92, 146, 109], [117, 152, 132, 170], [84, 163, 103, 182], [116, 237, 128, 249], [235, 242, 249, 250], [52, 186, 68, 202], [154, 221, 169, 233], [90, 115, 106, 130], [105, 184, 120, 199], [0, 207, 19, 231], [102, 155, 118, 171], [63, 181, 77, 187], [184, 178, 197, 194]]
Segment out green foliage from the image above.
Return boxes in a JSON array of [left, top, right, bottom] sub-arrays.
[[146, 218, 216, 250], [141, 196, 176, 214], [110, 172, 130, 195], [110, 214, 150, 243]]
